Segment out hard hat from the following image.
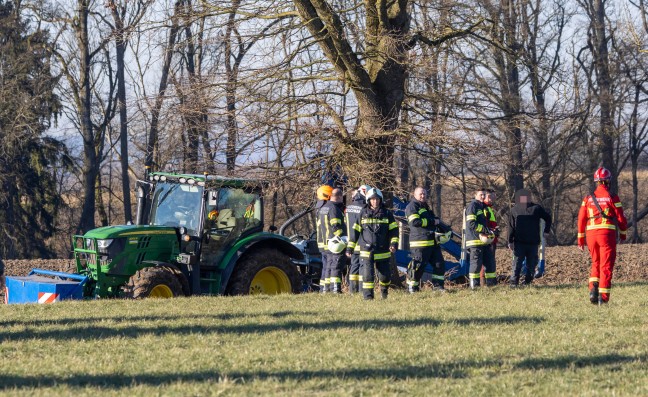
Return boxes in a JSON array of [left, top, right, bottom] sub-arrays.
[[479, 233, 495, 245], [593, 167, 612, 182], [317, 185, 333, 200], [207, 209, 219, 221], [357, 184, 371, 197], [327, 235, 347, 253], [365, 187, 383, 203], [435, 230, 452, 244]]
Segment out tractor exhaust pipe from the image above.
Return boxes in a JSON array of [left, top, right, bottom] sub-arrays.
[[135, 184, 146, 225], [279, 203, 314, 236]]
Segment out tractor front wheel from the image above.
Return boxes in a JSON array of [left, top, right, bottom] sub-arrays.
[[226, 249, 299, 295], [124, 266, 184, 299]]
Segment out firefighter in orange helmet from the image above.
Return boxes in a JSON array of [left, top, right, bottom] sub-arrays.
[[577, 167, 628, 304], [316, 185, 334, 292]]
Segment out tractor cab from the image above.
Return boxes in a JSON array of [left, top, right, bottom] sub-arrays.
[[68, 171, 304, 299]]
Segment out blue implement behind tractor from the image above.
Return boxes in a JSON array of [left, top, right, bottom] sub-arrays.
[[392, 197, 468, 281]]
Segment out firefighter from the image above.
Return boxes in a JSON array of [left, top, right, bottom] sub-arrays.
[[405, 187, 445, 292], [507, 188, 552, 286], [465, 188, 496, 289], [319, 188, 347, 293], [577, 167, 628, 304], [346, 188, 399, 300], [345, 185, 370, 293], [315, 184, 333, 292], [481, 188, 499, 283]]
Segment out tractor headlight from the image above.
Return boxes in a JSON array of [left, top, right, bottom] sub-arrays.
[[97, 239, 114, 253]]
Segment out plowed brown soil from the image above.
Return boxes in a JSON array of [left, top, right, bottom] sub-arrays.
[[3, 243, 647, 289]]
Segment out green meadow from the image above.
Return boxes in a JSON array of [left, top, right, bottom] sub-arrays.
[[1, 284, 647, 396]]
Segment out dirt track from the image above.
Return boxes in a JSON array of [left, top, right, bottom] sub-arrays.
[[4, 243, 648, 287]]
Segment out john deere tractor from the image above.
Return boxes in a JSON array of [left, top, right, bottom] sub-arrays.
[[71, 171, 310, 298]]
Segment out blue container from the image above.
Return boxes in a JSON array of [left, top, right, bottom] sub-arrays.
[[5, 269, 88, 304]]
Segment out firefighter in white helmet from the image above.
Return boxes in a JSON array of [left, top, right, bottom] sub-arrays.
[[344, 185, 370, 293], [347, 188, 399, 300]]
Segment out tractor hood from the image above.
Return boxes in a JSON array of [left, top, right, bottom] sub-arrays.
[[82, 224, 178, 240]]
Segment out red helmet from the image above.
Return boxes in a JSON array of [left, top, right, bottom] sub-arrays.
[[593, 167, 612, 182]]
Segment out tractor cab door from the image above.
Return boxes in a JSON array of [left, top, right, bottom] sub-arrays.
[[201, 187, 262, 266]]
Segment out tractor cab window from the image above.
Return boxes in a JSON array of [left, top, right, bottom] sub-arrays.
[[202, 187, 262, 266], [149, 182, 203, 235], [206, 187, 261, 236]]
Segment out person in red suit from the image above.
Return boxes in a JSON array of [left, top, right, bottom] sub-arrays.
[[577, 167, 628, 304]]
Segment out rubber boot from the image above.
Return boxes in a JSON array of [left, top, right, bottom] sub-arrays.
[[331, 282, 342, 294], [363, 288, 374, 300], [380, 288, 388, 300], [407, 282, 419, 294], [433, 281, 445, 292], [349, 280, 358, 294], [589, 282, 599, 304], [470, 278, 480, 290]]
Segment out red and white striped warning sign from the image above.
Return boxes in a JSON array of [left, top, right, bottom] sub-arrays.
[[38, 292, 60, 304]]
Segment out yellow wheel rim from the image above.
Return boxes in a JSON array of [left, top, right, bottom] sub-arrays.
[[249, 266, 291, 295], [149, 284, 174, 298]]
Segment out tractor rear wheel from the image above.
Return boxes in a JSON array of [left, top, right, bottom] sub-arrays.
[[226, 249, 299, 295], [124, 266, 184, 299]]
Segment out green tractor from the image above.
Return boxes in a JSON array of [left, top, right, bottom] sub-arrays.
[[71, 171, 311, 298]]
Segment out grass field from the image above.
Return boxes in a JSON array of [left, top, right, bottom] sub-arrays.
[[1, 284, 647, 396]]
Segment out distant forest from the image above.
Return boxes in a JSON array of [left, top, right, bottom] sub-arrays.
[[1, 0, 647, 258]]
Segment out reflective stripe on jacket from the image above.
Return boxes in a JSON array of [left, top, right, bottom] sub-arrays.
[[349, 204, 399, 256], [577, 185, 628, 245], [317, 200, 346, 252], [464, 199, 489, 247], [405, 199, 438, 246]]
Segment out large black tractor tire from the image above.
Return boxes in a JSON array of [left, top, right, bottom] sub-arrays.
[[226, 249, 300, 295], [124, 265, 184, 299]]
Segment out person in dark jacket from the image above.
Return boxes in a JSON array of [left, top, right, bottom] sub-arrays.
[[347, 188, 399, 300], [318, 187, 346, 293], [507, 188, 552, 286], [405, 187, 445, 292], [345, 185, 370, 293], [464, 188, 496, 289]]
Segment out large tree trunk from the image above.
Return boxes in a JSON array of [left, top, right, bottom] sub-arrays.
[[77, 0, 98, 234], [292, 0, 409, 190]]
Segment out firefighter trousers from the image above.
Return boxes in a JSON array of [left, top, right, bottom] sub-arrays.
[[360, 254, 391, 299], [408, 246, 444, 291], [468, 246, 496, 287], [587, 231, 617, 302], [348, 253, 361, 293], [319, 251, 329, 292], [511, 242, 539, 285], [326, 252, 346, 293]]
